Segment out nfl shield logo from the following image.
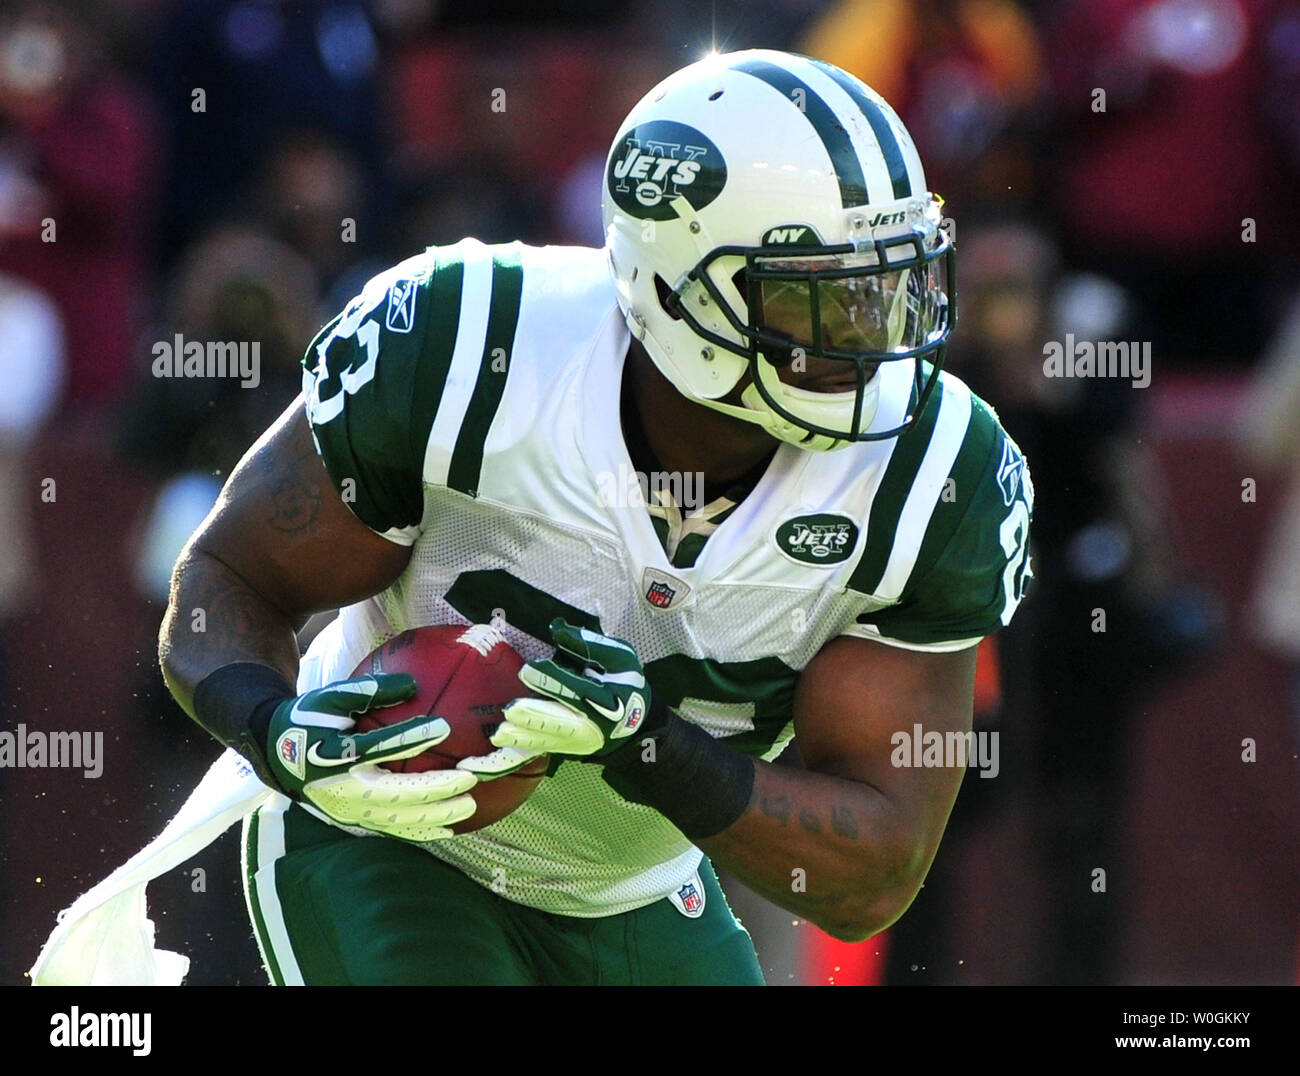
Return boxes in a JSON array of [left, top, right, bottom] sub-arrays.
[[646, 580, 675, 608], [624, 695, 646, 733], [668, 871, 706, 917], [276, 728, 308, 781], [641, 567, 692, 611]]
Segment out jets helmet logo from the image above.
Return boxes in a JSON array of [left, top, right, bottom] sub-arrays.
[[761, 224, 820, 247], [607, 120, 726, 221]]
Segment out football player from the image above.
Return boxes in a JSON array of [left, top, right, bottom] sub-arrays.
[[159, 49, 1033, 985]]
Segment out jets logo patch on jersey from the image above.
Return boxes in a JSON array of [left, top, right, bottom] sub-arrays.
[[775, 513, 860, 566]]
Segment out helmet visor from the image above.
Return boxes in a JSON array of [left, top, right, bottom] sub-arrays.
[[751, 250, 950, 364]]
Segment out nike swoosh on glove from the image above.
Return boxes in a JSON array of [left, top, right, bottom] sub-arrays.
[[473, 619, 656, 763], [267, 674, 478, 841]]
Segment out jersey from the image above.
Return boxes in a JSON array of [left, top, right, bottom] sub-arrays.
[[299, 238, 1034, 916]]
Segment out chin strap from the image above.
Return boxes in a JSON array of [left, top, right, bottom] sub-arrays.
[[695, 363, 885, 452], [687, 384, 849, 452]]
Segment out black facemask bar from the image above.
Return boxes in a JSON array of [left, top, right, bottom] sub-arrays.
[[665, 228, 957, 442]]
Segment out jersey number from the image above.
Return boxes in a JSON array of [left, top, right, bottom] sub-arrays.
[[306, 293, 384, 426], [998, 498, 1031, 626]]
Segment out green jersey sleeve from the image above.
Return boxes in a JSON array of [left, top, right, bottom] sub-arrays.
[[300, 249, 462, 545], [849, 393, 1034, 650]]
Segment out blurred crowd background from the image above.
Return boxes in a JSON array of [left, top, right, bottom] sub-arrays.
[[1, 0, 1298, 985]]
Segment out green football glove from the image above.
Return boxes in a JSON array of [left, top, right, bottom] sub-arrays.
[[485, 619, 653, 761], [267, 674, 477, 842]]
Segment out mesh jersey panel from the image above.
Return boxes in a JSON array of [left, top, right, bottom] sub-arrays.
[[368, 489, 870, 916]]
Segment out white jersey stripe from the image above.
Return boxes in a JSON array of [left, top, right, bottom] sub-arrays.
[[245, 803, 305, 986], [875, 379, 973, 601], [841, 621, 983, 653], [423, 244, 495, 488]]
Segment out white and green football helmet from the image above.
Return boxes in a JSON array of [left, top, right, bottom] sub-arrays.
[[601, 49, 955, 450]]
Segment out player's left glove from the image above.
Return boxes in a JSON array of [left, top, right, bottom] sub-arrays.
[[472, 618, 661, 765], [267, 674, 478, 842]]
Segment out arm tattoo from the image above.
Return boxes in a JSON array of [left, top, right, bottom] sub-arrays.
[[242, 441, 324, 535], [830, 805, 860, 840], [163, 437, 320, 706], [760, 793, 792, 827], [197, 565, 299, 666], [222, 435, 324, 536], [267, 468, 322, 534]]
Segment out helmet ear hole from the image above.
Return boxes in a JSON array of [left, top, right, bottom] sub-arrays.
[[654, 274, 683, 321]]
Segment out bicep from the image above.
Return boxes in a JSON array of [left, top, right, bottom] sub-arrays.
[[793, 636, 978, 868], [190, 394, 411, 620]]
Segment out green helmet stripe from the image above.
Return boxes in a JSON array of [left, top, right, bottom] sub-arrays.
[[731, 57, 870, 209], [810, 58, 913, 200]]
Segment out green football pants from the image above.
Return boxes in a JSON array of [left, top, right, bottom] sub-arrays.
[[242, 801, 766, 985]]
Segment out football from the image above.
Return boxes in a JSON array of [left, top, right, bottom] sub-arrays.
[[350, 623, 548, 834]]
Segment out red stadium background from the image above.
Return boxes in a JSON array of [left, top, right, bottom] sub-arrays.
[[1, 0, 1296, 986]]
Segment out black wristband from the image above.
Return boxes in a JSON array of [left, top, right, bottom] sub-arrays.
[[601, 699, 755, 841], [191, 663, 295, 789]]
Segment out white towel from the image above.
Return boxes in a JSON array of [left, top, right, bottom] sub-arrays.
[[29, 749, 271, 985], [29, 610, 381, 986]]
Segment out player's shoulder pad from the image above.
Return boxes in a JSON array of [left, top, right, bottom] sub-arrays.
[[916, 385, 1033, 576], [300, 239, 525, 542], [848, 372, 1034, 646]]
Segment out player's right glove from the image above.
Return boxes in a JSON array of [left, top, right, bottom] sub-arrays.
[[267, 674, 478, 842], [483, 619, 659, 762]]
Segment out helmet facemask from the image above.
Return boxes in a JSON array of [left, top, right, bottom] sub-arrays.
[[670, 218, 955, 447]]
